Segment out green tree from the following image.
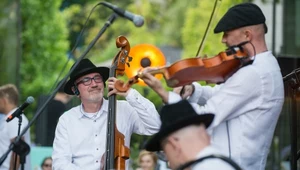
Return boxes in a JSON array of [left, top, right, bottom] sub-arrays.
[[182, 0, 243, 58], [21, 0, 70, 122], [0, 0, 19, 86]]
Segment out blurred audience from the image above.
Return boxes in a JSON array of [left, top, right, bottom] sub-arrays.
[[136, 150, 158, 170], [0, 84, 31, 170], [40, 157, 52, 170], [35, 80, 72, 146]]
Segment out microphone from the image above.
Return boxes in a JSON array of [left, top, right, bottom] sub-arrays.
[[6, 96, 35, 122], [100, 2, 144, 27]]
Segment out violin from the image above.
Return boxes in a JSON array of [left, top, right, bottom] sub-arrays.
[[114, 45, 251, 92]]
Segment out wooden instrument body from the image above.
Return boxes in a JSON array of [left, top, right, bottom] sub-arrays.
[[104, 36, 130, 170]]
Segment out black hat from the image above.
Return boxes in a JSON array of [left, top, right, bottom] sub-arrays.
[[145, 100, 214, 151], [64, 59, 109, 95], [57, 79, 67, 93], [214, 3, 267, 33]]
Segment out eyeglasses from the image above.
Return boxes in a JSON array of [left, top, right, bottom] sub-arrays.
[[76, 75, 103, 86], [42, 164, 52, 167]]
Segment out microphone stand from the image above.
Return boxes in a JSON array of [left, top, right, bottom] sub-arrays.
[[0, 12, 119, 167], [12, 114, 29, 170], [283, 68, 300, 170]]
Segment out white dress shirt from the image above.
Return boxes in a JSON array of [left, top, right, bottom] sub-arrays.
[[0, 108, 31, 170], [192, 146, 236, 170], [168, 51, 284, 170], [52, 89, 161, 170]]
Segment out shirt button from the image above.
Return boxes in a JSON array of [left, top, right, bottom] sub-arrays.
[[96, 160, 98, 163], [94, 120, 96, 122], [95, 134, 97, 137]]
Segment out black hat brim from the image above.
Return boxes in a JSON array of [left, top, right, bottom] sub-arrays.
[[145, 114, 214, 152], [64, 67, 109, 95]]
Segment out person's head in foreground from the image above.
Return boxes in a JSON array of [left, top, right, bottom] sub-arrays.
[[144, 100, 214, 169]]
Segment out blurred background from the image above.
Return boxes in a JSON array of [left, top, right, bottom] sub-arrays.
[[0, 0, 299, 169]]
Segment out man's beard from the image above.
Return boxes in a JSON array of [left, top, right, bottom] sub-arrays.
[[87, 91, 103, 103]]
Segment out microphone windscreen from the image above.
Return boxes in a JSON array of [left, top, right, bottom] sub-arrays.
[[26, 96, 35, 104]]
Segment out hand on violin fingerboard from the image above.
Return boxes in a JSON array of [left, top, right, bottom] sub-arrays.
[[141, 67, 169, 103], [107, 77, 130, 97], [141, 67, 163, 91]]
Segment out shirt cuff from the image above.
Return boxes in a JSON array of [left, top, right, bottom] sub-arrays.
[[168, 91, 182, 104], [125, 88, 141, 103], [188, 82, 204, 103]]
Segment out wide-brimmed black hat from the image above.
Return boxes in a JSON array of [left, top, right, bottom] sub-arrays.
[[145, 100, 214, 151], [64, 58, 109, 95], [214, 3, 267, 34]]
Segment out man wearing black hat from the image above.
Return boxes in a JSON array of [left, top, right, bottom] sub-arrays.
[[52, 58, 161, 170], [145, 100, 237, 170], [141, 3, 284, 170]]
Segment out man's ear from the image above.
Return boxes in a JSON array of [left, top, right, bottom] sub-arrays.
[[168, 136, 182, 156], [244, 30, 252, 41]]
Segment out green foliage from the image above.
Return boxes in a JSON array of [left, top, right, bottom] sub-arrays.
[[0, 0, 19, 85], [20, 0, 71, 121], [182, 0, 243, 58]]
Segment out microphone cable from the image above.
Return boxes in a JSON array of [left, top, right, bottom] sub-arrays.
[[49, 2, 105, 93]]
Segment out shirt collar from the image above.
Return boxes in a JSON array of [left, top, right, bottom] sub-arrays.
[[77, 99, 108, 119], [252, 50, 271, 64]]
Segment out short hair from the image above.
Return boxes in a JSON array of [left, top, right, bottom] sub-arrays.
[[0, 84, 19, 106], [138, 150, 158, 165]]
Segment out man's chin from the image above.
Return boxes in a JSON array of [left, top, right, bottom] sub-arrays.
[[88, 94, 103, 102]]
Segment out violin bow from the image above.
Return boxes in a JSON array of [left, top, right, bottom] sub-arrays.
[[195, 0, 222, 57], [180, 0, 222, 97]]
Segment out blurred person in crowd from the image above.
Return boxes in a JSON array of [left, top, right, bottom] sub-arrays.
[[0, 84, 31, 170], [41, 157, 52, 170], [136, 150, 158, 170], [35, 80, 72, 146]]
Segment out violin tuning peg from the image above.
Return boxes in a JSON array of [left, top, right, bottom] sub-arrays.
[[126, 63, 130, 67]]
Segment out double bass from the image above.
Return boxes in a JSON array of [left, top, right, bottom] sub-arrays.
[[103, 36, 131, 170]]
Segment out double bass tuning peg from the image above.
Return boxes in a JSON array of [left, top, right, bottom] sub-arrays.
[[126, 56, 133, 68]]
